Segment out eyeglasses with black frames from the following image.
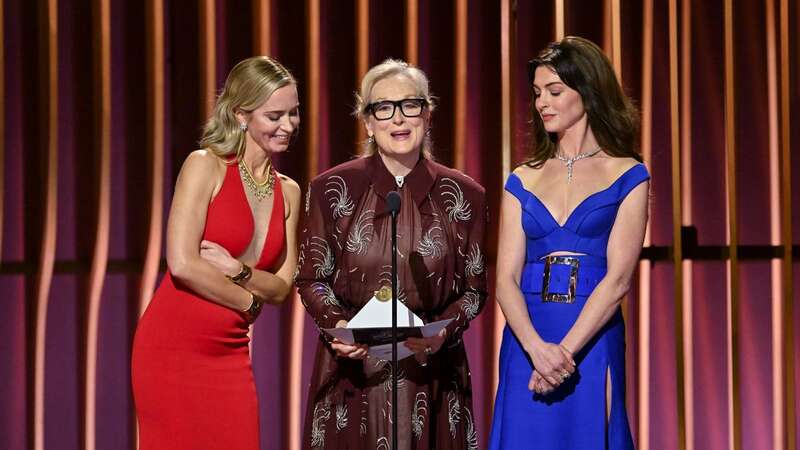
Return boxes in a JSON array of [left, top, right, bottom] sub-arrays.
[[366, 98, 428, 121]]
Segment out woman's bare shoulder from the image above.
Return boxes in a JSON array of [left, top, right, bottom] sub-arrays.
[[182, 149, 227, 175], [276, 172, 301, 218], [603, 155, 642, 173], [175, 150, 228, 200], [512, 160, 551, 187], [276, 172, 301, 196]]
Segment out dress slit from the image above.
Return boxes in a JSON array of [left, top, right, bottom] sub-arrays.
[[606, 365, 612, 423], [605, 364, 612, 449]]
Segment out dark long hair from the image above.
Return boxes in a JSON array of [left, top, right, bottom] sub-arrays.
[[525, 36, 641, 168]]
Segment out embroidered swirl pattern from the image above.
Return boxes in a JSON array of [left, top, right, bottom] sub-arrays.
[[447, 391, 462, 438], [304, 184, 312, 214], [418, 222, 444, 259], [310, 402, 331, 448], [380, 361, 406, 393], [309, 237, 335, 278], [345, 209, 374, 255], [461, 291, 481, 320], [335, 403, 348, 431], [440, 178, 472, 222], [311, 282, 340, 308], [464, 407, 478, 449], [324, 176, 355, 219], [376, 437, 390, 450], [465, 243, 485, 276], [411, 392, 429, 440]]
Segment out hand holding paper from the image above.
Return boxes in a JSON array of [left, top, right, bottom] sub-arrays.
[[322, 287, 452, 361], [329, 320, 369, 359]]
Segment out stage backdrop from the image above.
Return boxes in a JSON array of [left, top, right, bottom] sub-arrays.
[[1, 1, 799, 449]]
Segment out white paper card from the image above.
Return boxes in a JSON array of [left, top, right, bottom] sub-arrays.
[[321, 294, 452, 360]]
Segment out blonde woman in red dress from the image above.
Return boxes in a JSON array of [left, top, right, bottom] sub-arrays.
[[132, 56, 302, 450]]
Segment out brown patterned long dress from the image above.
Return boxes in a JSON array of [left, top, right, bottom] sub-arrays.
[[296, 153, 488, 450]]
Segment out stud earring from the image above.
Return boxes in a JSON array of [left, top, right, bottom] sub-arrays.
[[367, 135, 375, 145], [240, 123, 248, 132]]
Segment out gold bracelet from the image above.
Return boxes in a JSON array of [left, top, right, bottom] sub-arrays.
[[227, 263, 252, 285], [242, 291, 264, 323]]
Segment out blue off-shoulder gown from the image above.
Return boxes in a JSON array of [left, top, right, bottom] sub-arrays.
[[489, 164, 650, 450]]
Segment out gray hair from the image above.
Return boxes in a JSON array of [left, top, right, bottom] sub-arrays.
[[354, 58, 435, 158]]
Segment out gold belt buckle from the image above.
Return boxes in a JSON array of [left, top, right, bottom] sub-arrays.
[[542, 256, 579, 303]]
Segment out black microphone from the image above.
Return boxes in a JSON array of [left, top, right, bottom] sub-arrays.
[[386, 189, 401, 450], [386, 191, 401, 216]]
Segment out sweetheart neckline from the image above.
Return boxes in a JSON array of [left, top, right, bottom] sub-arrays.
[[509, 164, 642, 228]]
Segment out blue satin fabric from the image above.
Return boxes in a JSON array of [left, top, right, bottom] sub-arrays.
[[489, 164, 649, 450]]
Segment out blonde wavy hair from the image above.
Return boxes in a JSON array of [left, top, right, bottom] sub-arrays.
[[354, 58, 436, 158], [200, 56, 296, 161]]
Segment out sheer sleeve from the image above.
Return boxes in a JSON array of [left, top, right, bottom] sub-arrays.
[[436, 188, 489, 345], [295, 180, 353, 331]]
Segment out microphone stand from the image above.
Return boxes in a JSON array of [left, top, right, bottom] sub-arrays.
[[386, 190, 401, 450]]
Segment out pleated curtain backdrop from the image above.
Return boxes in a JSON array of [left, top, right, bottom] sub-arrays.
[[1, 1, 799, 450]]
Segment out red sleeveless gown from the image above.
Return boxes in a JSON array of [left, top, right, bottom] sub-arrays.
[[132, 163, 285, 450]]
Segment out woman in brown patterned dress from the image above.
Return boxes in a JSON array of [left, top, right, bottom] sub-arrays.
[[296, 59, 487, 450]]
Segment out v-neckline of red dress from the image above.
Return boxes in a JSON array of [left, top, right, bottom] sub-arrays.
[[230, 162, 284, 270]]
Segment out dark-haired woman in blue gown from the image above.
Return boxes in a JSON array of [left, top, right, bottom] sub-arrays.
[[489, 36, 649, 450]]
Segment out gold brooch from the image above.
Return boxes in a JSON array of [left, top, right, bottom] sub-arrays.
[[375, 285, 392, 302]]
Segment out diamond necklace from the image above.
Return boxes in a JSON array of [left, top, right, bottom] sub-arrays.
[[238, 159, 275, 201], [555, 147, 602, 182]]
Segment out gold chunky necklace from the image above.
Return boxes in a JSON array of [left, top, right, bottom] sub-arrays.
[[238, 159, 275, 201]]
